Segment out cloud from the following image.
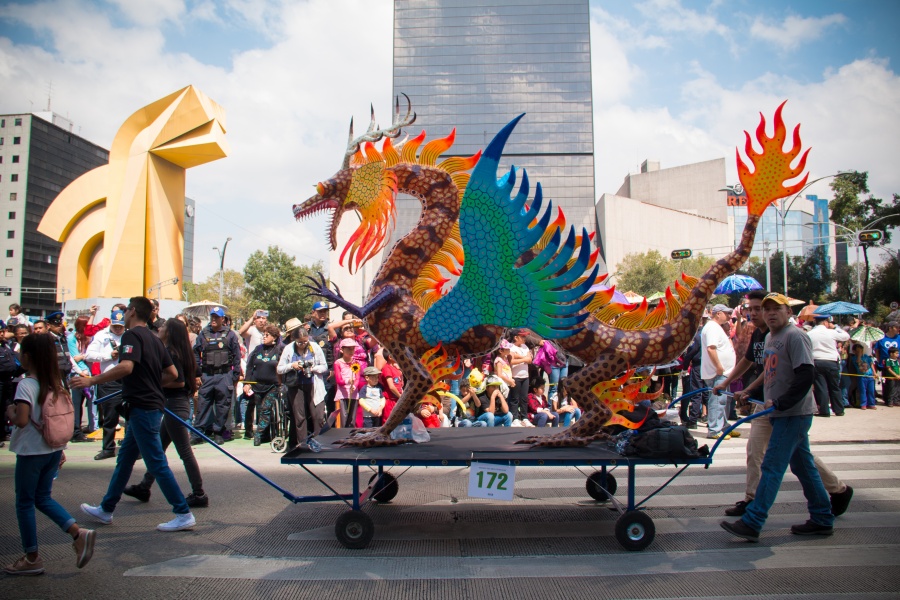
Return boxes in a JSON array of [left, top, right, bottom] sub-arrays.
[[636, 0, 728, 37], [749, 13, 847, 51], [105, 0, 186, 27]]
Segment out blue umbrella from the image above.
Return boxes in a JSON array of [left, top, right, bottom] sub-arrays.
[[814, 301, 869, 316], [714, 274, 763, 295]]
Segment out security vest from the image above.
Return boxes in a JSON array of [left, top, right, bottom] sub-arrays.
[[201, 328, 233, 372], [53, 331, 72, 376], [308, 321, 334, 367]]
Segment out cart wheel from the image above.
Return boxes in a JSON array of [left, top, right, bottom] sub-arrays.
[[586, 472, 617, 502], [270, 436, 287, 453], [335, 510, 374, 549], [615, 510, 655, 551], [367, 472, 399, 503]]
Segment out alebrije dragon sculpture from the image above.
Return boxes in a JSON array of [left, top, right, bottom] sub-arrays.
[[294, 97, 597, 446], [296, 99, 808, 447]]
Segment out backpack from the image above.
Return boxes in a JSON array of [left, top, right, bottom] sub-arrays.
[[31, 388, 75, 448], [624, 425, 703, 460], [0, 342, 21, 376]]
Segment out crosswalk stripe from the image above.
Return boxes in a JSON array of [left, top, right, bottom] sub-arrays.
[[124, 544, 900, 580]]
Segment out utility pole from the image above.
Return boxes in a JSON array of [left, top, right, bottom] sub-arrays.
[[763, 239, 771, 291], [213, 237, 232, 305]]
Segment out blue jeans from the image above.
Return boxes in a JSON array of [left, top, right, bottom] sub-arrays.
[[530, 411, 559, 427], [484, 412, 512, 427], [15, 451, 75, 553], [742, 415, 833, 532], [561, 407, 582, 427], [859, 376, 876, 407], [457, 418, 487, 427], [548, 364, 568, 401], [101, 407, 189, 515], [704, 375, 728, 435]]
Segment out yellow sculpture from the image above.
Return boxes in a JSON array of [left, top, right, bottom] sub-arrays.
[[38, 85, 228, 301]]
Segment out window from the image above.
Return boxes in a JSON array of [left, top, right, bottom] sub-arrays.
[[5, 250, 11, 258], [10, 174, 17, 182], [14, 118, 22, 126], [0, 119, 4, 127], [13, 137, 20, 145], [11, 155, 18, 163], [9, 193, 16, 201], [8, 211, 15, 219], [6, 230, 13, 239], [0, 137, 4, 145], [4, 269, 11, 277], [0, 156, 2, 163]]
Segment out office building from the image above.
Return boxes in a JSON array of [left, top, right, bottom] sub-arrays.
[[0, 112, 108, 316]]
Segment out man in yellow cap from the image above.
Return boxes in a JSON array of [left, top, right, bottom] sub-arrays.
[[721, 293, 834, 542]]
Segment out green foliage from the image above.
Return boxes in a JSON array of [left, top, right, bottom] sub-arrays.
[[866, 255, 900, 316], [739, 249, 831, 302], [243, 246, 324, 326], [183, 270, 250, 317], [829, 172, 900, 305], [830, 263, 862, 303], [615, 251, 721, 300]]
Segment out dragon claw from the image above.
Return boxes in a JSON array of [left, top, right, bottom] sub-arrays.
[[335, 431, 412, 447]]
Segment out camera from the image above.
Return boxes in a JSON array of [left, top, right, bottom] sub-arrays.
[[256, 310, 269, 318], [298, 359, 314, 378]]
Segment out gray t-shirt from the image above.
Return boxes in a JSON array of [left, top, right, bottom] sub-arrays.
[[9, 377, 61, 455], [763, 325, 815, 418]]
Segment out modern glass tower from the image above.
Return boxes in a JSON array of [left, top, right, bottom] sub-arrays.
[[391, 0, 595, 243]]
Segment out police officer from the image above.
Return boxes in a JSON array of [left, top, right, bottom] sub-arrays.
[[307, 301, 337, 416], [192, 307, 242, 445]]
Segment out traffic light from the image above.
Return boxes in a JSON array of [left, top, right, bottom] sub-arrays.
[[671, 249, 692, 260], [858, 230, 883, 244]]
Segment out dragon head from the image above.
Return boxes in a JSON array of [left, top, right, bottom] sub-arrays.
[[293, 96, 415, 273]]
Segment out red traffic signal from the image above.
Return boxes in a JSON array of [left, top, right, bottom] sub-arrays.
[[857, 230, 883, 244], [671, 249, 692, 260]]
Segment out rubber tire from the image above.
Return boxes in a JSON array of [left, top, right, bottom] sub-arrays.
[[615, 510, 655, 551], [367, 472, 399, 503], [335, 510, 375, 549], [586, 472, 617, 502], [270, 437, 287, 453]]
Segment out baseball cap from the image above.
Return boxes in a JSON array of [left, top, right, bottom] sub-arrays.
[[210, 307, 226, 318], [762, 293, 792, 307], [46, 311, 64, 324], [111, 309, 125, 326], [363, 366, 381, 377], [312, 301, 329, 311], [485, 375, 504, 388], [339, 337, 359, 349], [711, 304, 733, 315]]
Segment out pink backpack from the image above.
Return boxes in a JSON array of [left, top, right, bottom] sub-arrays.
[[31, 388, 74, 448]]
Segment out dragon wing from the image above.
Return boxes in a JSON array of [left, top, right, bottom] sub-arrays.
[[419, 114, 598, 345]]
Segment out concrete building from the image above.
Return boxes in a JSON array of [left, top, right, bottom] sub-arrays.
[[0, 112, 108, 316], [331, 0, 596, 303], [596, 158, 733, 275]]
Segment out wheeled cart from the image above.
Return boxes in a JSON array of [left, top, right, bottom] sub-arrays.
[[279, 411, 762, 552]]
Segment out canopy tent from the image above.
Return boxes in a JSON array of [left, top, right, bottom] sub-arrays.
[[814, 301, 869, 316], [183, 300, 226, 320]]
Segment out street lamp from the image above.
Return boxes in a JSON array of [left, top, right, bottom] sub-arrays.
[[819, 216, 899, 303], [776, 172, 851, 296], [213, 237, 232, 305]]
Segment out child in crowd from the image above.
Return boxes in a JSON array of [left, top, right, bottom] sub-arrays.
[[5, 334, 95, 575], [553, 378, 582, 426], [414, 398, 443, 428], [481, 376, 514, 427], [379, 349, 404, 419], [358, 367, 386, 427], [883, 347, 900, 407], [333, 338, 364, 427], [853, 343, 877, 409], [527, 381, 558, 427], [455, 376, 487, 427]]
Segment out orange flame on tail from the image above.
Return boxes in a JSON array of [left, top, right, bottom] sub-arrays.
[[738, 101, 810, 216]]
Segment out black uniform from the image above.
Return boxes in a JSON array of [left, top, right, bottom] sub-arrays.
[[192, 324, 242, 440], [307, 320, 336, 413]]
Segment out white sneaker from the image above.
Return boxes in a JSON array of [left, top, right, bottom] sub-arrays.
[[524, 420, 536, 427], [511, 419, 522, 427], [157, 512, 196, 532], [80, 503, 113, 525]]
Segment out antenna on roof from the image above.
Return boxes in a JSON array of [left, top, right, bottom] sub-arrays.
[[46, 80, 52, 112]]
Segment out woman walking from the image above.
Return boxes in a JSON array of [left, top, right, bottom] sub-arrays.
[[122, 319, 208, 507], [5, 333, 95, 575], [248, 325, 283, 445]]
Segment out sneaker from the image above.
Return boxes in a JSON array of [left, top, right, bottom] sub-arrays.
[[157, 512, 195, 532], [214, 434, 225, 445], [706, 432, 732, 440], [4, 555, 44, 576], [683, 421, 698, 430], [728, 430, 742, 438], [123, 484, 151, 503], [190, 437, 205, 446], [720, 519, 759, 542], [511, 419, 522, 427], [73, 529, 96, 569], [830, 485, 854, 517], [80, 503, 113, 525], [790, 520, 834, 536], [725, 500, 749, 516], [94, 450, 115, 460], [186, 492, 209, 508]]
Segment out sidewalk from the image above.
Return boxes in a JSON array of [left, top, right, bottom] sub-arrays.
[[807, 403, 900, 443]]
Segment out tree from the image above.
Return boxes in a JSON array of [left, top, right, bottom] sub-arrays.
[[740, 249, 831, 302], [866, 255, 900, 316], [183, 269, 250, 317], [829, 172, 900, 305], [243, 246, 324, 326], [615, 251, 724, 302], [830, 263, 862, 304]]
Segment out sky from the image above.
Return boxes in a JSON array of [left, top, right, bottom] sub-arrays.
[[1, 0, 899, 283]]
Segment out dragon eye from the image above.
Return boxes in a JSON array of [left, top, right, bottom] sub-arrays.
[[316, 182, 326, 196]]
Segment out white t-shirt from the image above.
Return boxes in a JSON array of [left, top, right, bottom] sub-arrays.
[[509, 344, 531, 379], [700, 320, 736, 380], [244, 325, 264, 352], [9, 377, 61, 456]]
